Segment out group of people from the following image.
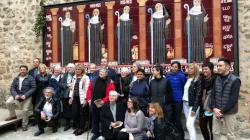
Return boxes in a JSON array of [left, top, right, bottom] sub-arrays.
[[4, 57, 240, 140]]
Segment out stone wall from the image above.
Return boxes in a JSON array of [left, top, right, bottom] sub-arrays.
[[0, 0, 250, 137]]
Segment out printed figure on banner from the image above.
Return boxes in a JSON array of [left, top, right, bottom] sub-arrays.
[[185, 0, 209, 63]]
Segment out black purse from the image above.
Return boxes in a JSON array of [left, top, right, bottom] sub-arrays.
[[165, 120, 182, 140]]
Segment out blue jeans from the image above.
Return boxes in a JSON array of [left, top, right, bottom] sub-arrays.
[[171, 101, 184, 139]]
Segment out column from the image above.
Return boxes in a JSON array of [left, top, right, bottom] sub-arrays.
[[77, 5, 86, 61], [174, 0, 182, 58], [105, 1, 116, 61], [50, 8, 59, 62], [137, 0, 147, 59], [213, 0, 222, 57]]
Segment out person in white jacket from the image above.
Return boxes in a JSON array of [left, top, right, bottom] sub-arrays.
[[68, 64, 90, 136]]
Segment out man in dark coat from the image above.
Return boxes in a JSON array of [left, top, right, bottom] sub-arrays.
[[5, 65, 37, 131], [59, 63, 75, 131], [149, 64, 173, 121], [34, 87, 60, 136], [100, 91, 125, 140]]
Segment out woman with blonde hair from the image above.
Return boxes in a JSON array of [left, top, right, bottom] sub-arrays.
[[68, 64, 90, 136], [146, 103, 174, 140], [182, 63, 202, 140]]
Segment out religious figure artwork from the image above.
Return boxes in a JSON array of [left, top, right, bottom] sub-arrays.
[[87, 8, 104, 64], [116, 6, 138, 64], [131, 45, 139, 60], [59, 12, 75, 66], [148, 3, 171, 64], [184, 0, 209, 62]]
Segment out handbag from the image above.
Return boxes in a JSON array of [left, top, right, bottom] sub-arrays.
[[165, 120, 182, 140]]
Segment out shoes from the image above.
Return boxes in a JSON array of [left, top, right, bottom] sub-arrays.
[[73, 128, 79, 134], [5, 116, 17, 121], [34, 130, 44, 136], [91, 134, 100, 140], [64, 125, 71, 131], [22, 126, 28, 131], [52, 127, 58, 133], [75, 129, 85, 136]]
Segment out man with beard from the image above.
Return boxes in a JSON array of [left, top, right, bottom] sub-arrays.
[[5, 65, 37, 131], [88, 8, 104, 64], [185, 0, 209, 62], [117, 6, 138, 64], [148, 3, 171, 64]]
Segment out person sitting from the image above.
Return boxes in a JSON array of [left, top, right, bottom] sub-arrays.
[[146, 102, 174, 140], [34, 87, 60, 136], [5, 65, 36, 131], [100, 91, 126, 140], [117, 97, 146, 140]]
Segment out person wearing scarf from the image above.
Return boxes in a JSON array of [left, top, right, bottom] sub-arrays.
[[34, 87, 60, 136], [166, 61, 187, 139]]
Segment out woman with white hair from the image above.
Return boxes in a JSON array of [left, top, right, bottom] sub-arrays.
[[59, 63, 75, 131], [49, 66, 63, 100], [117, 67, 131, 108]]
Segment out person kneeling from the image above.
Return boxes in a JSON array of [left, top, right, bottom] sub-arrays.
[[34, 87, 60, 136]]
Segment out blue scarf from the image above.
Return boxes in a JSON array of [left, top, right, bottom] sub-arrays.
[[149, 115, 156, 138]]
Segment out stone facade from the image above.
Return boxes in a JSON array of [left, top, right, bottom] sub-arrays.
[[0, 0, 250, 137]]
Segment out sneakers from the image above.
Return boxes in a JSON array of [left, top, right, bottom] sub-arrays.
[[34, 130, 44, 136], [5, 116, 17, 121]]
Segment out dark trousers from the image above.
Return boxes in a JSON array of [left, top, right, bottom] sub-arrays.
[[199, 112, 213, 140], [72, 96, 89, 129], [163, 103, 172, 122], [104, 128, 121, 140], [92, 103, 102, 136], [36, 113, 57, 130], [171, 101, 184, 138]]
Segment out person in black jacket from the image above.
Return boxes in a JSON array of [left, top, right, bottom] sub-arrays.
[[211, 58, 241, 140], [199, 62, 216, 140], [49, 66, 63, 100], [34, 87, 60, 136], [183, 63, 202, 140], [149, 64, 172, 121], [146, 102, 173, 140], [59, 63, 75, 131], [100, 91, 126, 140], [5, 65, 37, 131], [117, 67, 131, 108]]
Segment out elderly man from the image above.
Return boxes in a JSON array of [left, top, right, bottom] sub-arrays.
[[87, 67, 115, 140], [5, 65, 37, 131], [34, 87, 60, 136], [101, 91, 126, 140], [59, 63, 75, 131], [88, 63, 96, 81]]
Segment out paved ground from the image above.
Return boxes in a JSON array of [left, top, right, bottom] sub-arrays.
[[0, 123, 239, 140]]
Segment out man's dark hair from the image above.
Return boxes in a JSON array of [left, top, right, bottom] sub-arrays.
[[33, 58, 40, 63], [171, 61, 182, 71], [136, 69, 145, 75], [153, 64, 163, 76], [202, 62, 214, 71], [218, 58, 231, 66], [128, 97, 139, 113], [101, 57, 109, 62], [19, 65, 28, 71]]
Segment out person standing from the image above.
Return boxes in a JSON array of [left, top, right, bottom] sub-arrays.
[[100, 91, 126, 140], [166, 61, 186, 139], [59, 63, 75, 131], [150, 64, 172, 121], [211, 58, 241, 140], [183, 64, 202, 140], [199, 62, 216, 140], [117, 67, 131, 108], [69, 64, 90, 136], [129, 69, 149, 116], [5, 65, 36, 131], [34, 87, 60, 136], [86, 68, 115, 140], [88, 63, 96, 81], [49, 66, 63, 100]]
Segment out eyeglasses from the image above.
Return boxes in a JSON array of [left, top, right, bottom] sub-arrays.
[[127, 100, 132, 103]]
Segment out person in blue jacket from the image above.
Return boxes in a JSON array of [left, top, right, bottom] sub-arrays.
[[166, 61, 187, 139]]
